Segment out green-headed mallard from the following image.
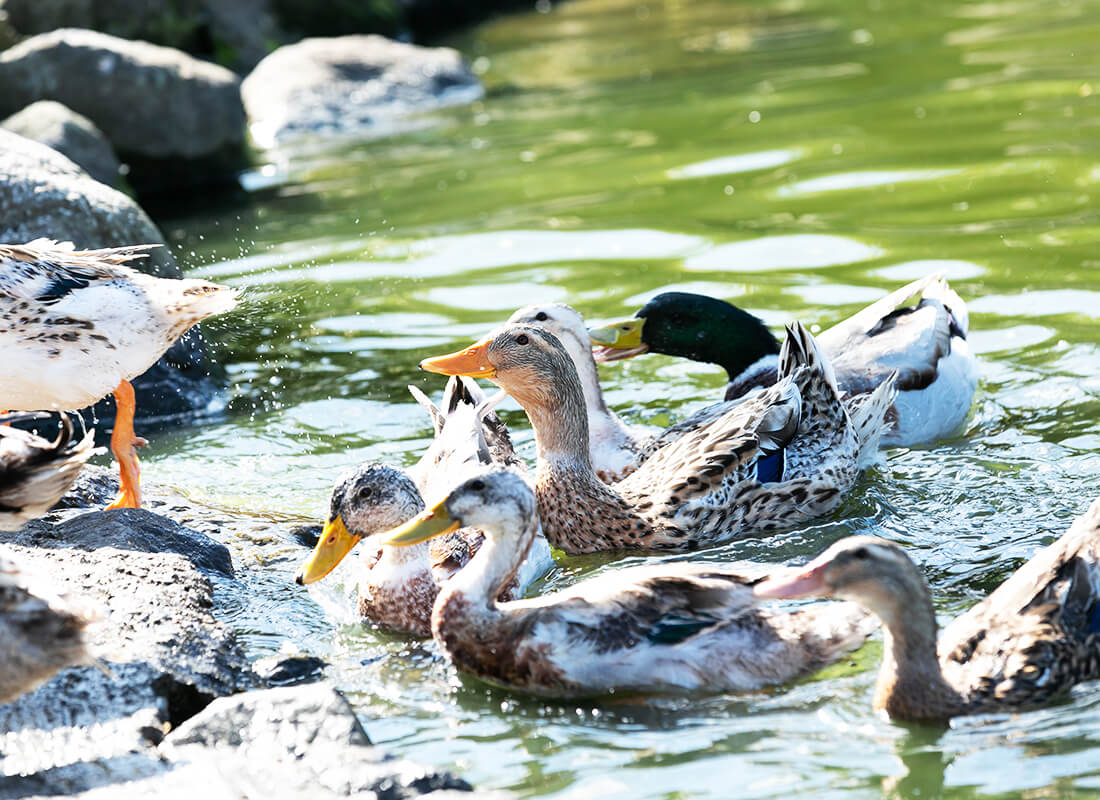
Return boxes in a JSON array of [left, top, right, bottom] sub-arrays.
[[590, 276, 977, 447], [381, 469, 876, 696], [420, 322, 894, 553], [755, 499, 1100, 721], [0, 239, 238, 509], [294, 377, 553, 636], [1, 412, 95, 530]]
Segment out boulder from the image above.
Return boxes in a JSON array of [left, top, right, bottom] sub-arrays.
[[241, 34, 483, 147], [0, 28, 247, 190], [2, 100, 121, 186], [0, 129, 224, 423]]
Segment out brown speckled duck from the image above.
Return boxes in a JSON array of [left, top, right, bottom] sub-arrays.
[[755, 498, 1100, 721], [1, 412, 94, 531], [382, 469, 877, 696], [421, 322, 895, 554], [294, 377, 553, 636]]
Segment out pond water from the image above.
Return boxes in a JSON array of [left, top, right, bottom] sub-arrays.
[[147, 0, 1100, 796]]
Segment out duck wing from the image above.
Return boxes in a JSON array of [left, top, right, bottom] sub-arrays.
[[940, 496, 1100, 709], [0, 241, 155, 304], [817, 275, 967, 394], [0, 414, 95, 530]]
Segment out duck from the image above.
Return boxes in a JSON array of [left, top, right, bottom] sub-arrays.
[[507, 303, 645, 482], [589, 275, 977, 447], [381, 469, 877, 696], [420, 321, 895, 554], [1, 412, 95, 530], [754, 498, 1100, 722], [0, 548, 93, 703], [0, 239, 239, 509], [294, 376, 554, 636]]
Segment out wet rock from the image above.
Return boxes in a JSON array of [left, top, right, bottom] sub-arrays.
[[159, 684, 475, 798], [0, 531, 255, 797], [241, 34, 483, 147], [254, 654, 328, 687], [0, 100, 120, 187], [0, 0, 282, 73], [0, 129, 224, 423], [0, 28, 247, 190]]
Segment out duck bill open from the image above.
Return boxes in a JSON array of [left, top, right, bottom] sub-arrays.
[[588, 318, 650, 363], [420, 340, 496, 378], [384, 501, 461, 546], [294, 515, 360, 585], [752, 559, 832, 599]]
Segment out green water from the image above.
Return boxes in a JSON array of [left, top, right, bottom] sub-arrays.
[[148, 0, 1100, 796]]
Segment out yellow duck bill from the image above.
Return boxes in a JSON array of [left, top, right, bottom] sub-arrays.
[[588, 318, 649, 362], [384, 501, 461, 546], [420, 340, 496, 378], [294, 515, 360, 585]]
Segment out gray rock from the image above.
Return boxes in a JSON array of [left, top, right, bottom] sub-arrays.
[[2, 100, 121, 186], [0, 28, 246, 188], [0, 0, 281, 73], [241, 34, 483, 147], [160, 684, 473, 798], [0, 129, 223, 422]]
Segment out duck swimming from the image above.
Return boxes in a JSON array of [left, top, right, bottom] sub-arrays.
[[421, 322, 894, 553], [0, 239, 238, 509], [755, 498, 1100, 721], [590, 276, 977, 447], [1, 412, 95, 530], [381, 469, 877, 697], [294, 377, 553, 636]]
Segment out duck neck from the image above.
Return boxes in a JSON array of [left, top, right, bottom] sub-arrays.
[[506, 359, 595, 470], [873, 584, 965, 720], [373, 540, 432, 577], [440, 514, 539, 611], [646, 301, 780, 380]]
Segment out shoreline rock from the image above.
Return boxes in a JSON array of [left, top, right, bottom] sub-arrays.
[[241, 34, 483, 147], [1, 100, 121, 187]]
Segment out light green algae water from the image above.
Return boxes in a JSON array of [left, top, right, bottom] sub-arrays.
[[144, 0, 1100, 795]]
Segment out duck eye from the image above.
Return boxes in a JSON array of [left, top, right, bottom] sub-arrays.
[[852, 548, 869, 561], [516, 334, 529, 345], [357, 487, 373, 501], [469, 479, 485, 491], [535, 311, 548, 322]]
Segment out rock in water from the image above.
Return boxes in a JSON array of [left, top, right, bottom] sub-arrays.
[[241, 34, 483, 147], [1, 100, 121, 186], [0, 28, 246, 190], [0, 130, 225, 422]]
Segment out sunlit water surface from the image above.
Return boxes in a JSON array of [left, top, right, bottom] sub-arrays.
[[142, 0, 1100, 796]]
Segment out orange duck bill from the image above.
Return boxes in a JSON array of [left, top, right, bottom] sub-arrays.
[[419, 339, 496, 378]]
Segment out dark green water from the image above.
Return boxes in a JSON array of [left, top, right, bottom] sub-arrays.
[[151, 0, 1100, 795]]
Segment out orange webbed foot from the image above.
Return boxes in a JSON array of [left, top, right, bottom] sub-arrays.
[[105, 380, 144, 510]]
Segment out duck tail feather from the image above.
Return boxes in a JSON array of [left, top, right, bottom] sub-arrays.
[[778, 322, 839, 395], [848, 370, 899, 468], [408, 383, 445, 434]]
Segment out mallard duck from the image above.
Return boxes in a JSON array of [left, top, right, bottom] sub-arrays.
[[421, 322, 895, 553], [1, 412, 95, 530], [294, 377, 554, 636], [754, 498, 1100, 721], [381, 469, 876, 696], [0, 548, 93, 703], [0, 239, 239, 509], [507, 303, 644, 482], [589, 276, 977, 447]]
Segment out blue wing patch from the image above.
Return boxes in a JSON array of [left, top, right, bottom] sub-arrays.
[[755, 448, 785, 483]]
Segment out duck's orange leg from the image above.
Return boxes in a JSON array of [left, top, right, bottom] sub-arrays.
[[105, 380, 147, 510]]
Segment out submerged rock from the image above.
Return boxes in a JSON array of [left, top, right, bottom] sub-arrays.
[[241, 34, 483, 147], [0, 28, 247, 190], [0, 130, 225, 423], [1, 100, 121, 187]]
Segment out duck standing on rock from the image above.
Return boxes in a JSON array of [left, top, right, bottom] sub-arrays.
[[589, 275, 977, 447], [0, 549, 94, 704], [421, 321, 895, 553], [755, 497, 1100, 721], [0, 239, 239, 509], [294, 377, 553, 636], [380, 469, 877, 696]]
